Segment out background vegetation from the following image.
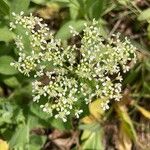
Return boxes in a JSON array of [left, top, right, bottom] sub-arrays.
[[0, 0, 149, 150]]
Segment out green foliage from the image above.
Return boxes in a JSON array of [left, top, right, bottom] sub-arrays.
[[10, 0, 30, 13], [3, 77, 20, 88], [56, 20, 86, 40], [137, 8, 150, 40], [81, 130, 104, 150], [0, 56, 18, 75], [0, 25, 15, 43], [138, 8, 150, 21], [0, 0, 149, 149], [115, 105, 137, 141], [0, 0, 10, 15], [31, 0, 49, 5]]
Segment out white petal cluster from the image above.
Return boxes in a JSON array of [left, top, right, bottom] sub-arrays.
[[10, 13, 137, 121]]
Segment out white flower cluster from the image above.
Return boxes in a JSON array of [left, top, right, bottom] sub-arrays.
[[10, 12, 137, 122]]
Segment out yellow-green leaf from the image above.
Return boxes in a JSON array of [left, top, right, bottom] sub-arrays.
[[81, 99, 105, 124], [138, 8, 150, 21], [136, 105, 150, 119], [115, 105, 137, 141], [81, 115, 96, 124], [116, 123, 132, 150], [89, 99, 105, 120]]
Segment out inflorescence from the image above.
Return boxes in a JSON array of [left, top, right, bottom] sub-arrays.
[[10, 12, 137, 122]]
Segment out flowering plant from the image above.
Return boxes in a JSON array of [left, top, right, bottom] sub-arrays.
[[10, 12, 137, 122]]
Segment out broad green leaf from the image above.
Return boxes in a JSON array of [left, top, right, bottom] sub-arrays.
[[0, 41, 13, 55], [30, 103, 50, 121], [9, 124, 29, 149], [8, 115, 46, 150], [69, 0, 80, 20], [69, 3, 79, 20], [79, 122, 100, 131], [0, 27, 15, 42], [14, 26, 32, 55], [0, 100, 25, 125], [29, 135, 46, 150], [115, 105, 137, 141], [55, 20, 86, 40], [28, 114, 49, 129], [81, 130, 91, 140], [51, 118, 72, 130], [0, 56, 18, 75], [138, 8, 150, 21], [0, 0, 9, 15], [10, 0, 30, 14], [97, 20, 108, 38], [87, 0, 104, 19], [81, 129, 104, 150], [0, 101, 19, 126], [4, 77, 20, 88]]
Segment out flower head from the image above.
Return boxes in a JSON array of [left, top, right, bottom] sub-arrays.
[[10, 12, 137, 121]]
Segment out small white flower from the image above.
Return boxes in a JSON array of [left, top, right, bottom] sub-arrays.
[[10, 13, 137, 122]]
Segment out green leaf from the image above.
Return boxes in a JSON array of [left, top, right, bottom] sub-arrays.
[[0, 101, 14, 125], [115, 105, 137, 141], [138, 8, 150, 21], [10, 0, 30, 14], [135, 105, 150, 119], [0, 56, 18, 75], [14, 25, 32, 55], [28, 114, 49, 129], [117, 0, 130, 6], [30, 103, 50, 121], [81, 129, 104, 150], [31, 0, 47, 4], [69, 3, 79, 20], [0, 27, 15, 42], [116, 123, 132, 150], [8, 114, 46, 150], [4, 77, 20, 88], [79, 122, 100, 131], [147, 24, 150, 40], [0, 0, 10, 15], [51, 118, 72, 130], [9, 124, 29, 149], [51, 0, 70, 3], [55, 20, 86, 40], [69, 0, 80, 20], [87, 0, 104, 19], [123, 64, 141, 85], [29, 135, 46, 150]]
